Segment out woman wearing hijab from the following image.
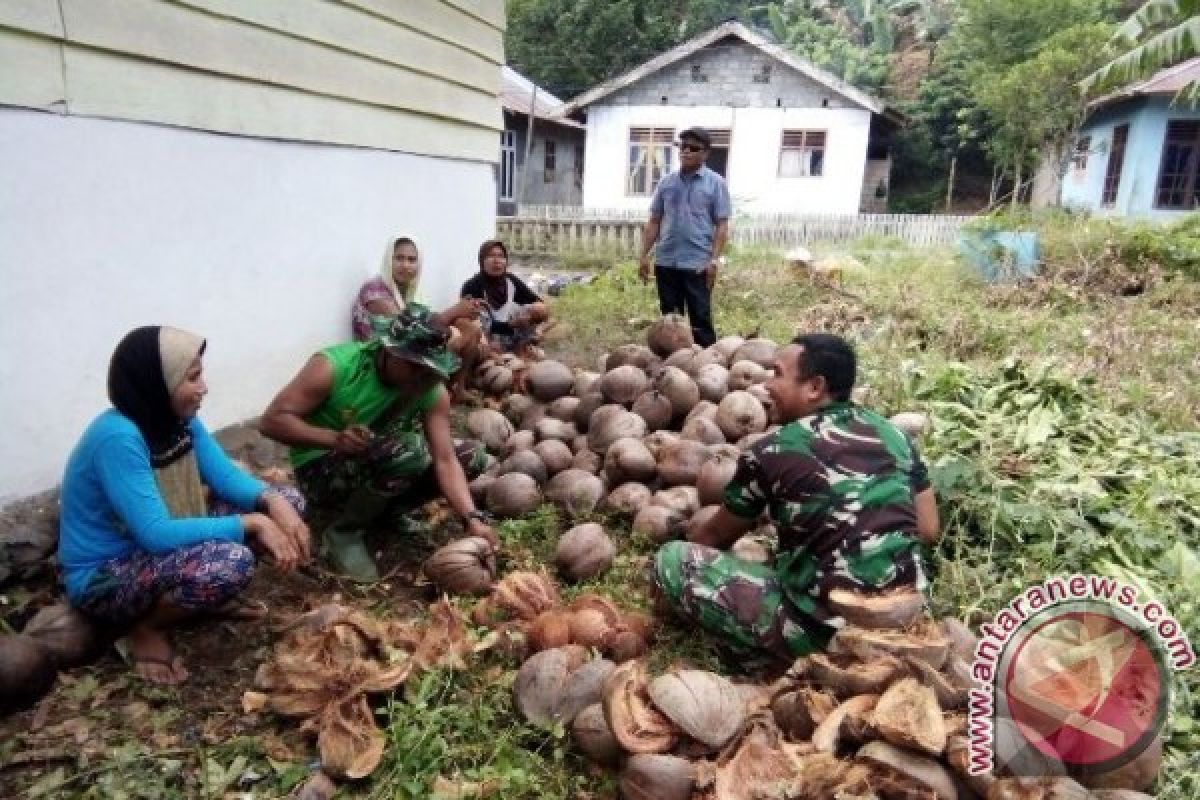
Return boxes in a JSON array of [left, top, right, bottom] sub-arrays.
[[57, 326, 310, 685], [460, 239, 548, 357], [353, 236, 484, 395]]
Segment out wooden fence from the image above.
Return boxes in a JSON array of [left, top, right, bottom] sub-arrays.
[[497, 209, 975, 259]]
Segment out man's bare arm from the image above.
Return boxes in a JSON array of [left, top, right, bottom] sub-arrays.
[[688, 507, 755, 549], [258, 355, 340, 450], [914, 488, 940, 546]]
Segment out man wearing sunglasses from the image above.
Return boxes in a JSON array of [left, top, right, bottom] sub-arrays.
[[638, 126, 731, 347]]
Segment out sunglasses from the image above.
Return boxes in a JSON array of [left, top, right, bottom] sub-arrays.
[[679, 143, 707, 153]]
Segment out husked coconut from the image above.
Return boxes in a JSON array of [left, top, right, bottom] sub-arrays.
[[687, 505, 721, 538], [713, 335, 746, 363], [24, 602, 99, 669], [633, 505, 685, 542], [641, 430, 680, 460], [545, 469, 606, 516], [663, 345, 702, 372], [571, 448, 602, 474], [588, 408, 647, 454], [555, 523, 616, 581], [570, 434, 590, 455], [647, 670, 745, 750], [729, 360, 770, 390], [680, 415, 725, 445], [468, 472, 496, 506], [499, 450, 548, 484], [505, 429, 536, 456], [657, 439, 710, 486], [503, 393, 536, 424], [737, 431, 771, 450], [486, 473, 542, 517], [632, 391, 673, 431], [476, 363, 513, 394], [653, 486, 701, 516], [513, 644, 588, 726], [654, 366, 701, 418], [534, 439, 574, 475], [527, 360, 575, 402], [0, 634, 55, 713], [746, 382, 773, 411], [535, 417, 577, 444], [572, 703, 622, 766], [574, 391, 606, 431], [423, 537, 497, 595], [606, 629, 649, 663], [466, 409, 515, 455], [528, 609, 574, 652], [620, 754, 694, 800], [695, 363, 730, 403], [602, 660, 679, 754], [696, 452, 738, 506], [828, 588, 928, 630], [873, 677, 947, 756], [600, 365, 649, 406], [647, 314, 694, 357], [732, 338, 778, 368], [685, 400, 718, 424], [857, 741, 957, 800], [573, 370, 601, 397], [890, 411, 929, 438], [716, 391, 768, 441], [606, 344, 660, 372], [604, 482, 654, 517], [547, 396, 581, 422], [604, 437, 657, 484], [518, 402, 548, 432]]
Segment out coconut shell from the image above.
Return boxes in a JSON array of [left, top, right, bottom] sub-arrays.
[[833, 625, 950, 670], [604, 482, 654, 517], [632, 505, 685, 542], [809, 652, 904, 696], [695, 363, 730, 403], [498, 450, 549, 485], [657, 439, 710, 486], [873, 677, 947, 756], [545, 469, 606, 516], [772, 687, 838, 741], [652, 486, 701, 516], [528, 610, 574, 652], [601, 365, 650, 406], [546, 396, 581, 423], [812, 694, 879, 753], [423, 537, 497, 595], [572, 703, 622, 766], [604, 438, 657, 485], [574, 391, 607, 431], [534, 439, 574, 475], [716, 391, 768, 441], [602, 660, 679, 754], [663, 344, 701, 373], [606, 344, 659, 372], [557, 657, 616, 726], [527, 360, 575, 402], [647, 314, 695, 357], [588, 409, 648, 454], [0, 634, 56, 713], [696, 452, 738, 506], [680, 415, 726, 445], [632, 391, 673, 431], [732, 338, 778, 368], [647, 670, 745, 750], [486, 472, 543, 517], [827, 587, 929, 630], [555, 523, 616, 582], [857, 740, 958, 800], [466, 409, 515, 455], [23, 602, 99, 669], [729, 360, 770, 390], [513, 645, 589, 726], [654, 366, 700, 418], [620, 754, 694, 800], [535, 417, 577, 444], [492, 571, 561, 621]]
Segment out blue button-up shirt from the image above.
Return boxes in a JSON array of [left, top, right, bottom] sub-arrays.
[[649, 166, 732, 271]]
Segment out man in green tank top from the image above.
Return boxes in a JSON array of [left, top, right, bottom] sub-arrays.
[[261, 307, 496, 581]]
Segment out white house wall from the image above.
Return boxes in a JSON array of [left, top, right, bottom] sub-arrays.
[[582, 104, 872, 214], [0, 109, 496, 501]]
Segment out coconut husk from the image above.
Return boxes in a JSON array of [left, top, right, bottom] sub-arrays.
[[857, 740, 958, 800], [309, 695, 385, 780], [1089, 792, 1155, 800], [490, 571, 561, 622], [832, 624, 950, 670], [872, 677, 947, 756], [513, 645, 590, 727], [1079, 733, 1162, 792], [947, 733, 997, 798], [772, 687, 838, 741], [812, 694, 879, 753], [571, 702, 622, 766], [987, 776, 1090, 800], [906, 654, 969, 711], [808, 651, 904, 696], [602, 660, 679, 754], [827, 587, 929, 630], [647, 670, 746, 751], [620, 753, 695, 800], [527, 610, 573, 653]]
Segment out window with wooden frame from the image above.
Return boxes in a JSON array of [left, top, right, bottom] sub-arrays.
[[543, 139, 557, 183], [1102, 124, 1129, 206], [1155, 120, 1200, 210], [778, 130, 826, 177], [627, 127, 675, 196], [1071, 136, 1091, 170]]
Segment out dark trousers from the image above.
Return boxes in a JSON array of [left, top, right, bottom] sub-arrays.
[[655, 265, 716, 346]]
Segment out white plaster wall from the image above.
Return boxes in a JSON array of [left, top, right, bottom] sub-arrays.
[[0, 109, 496, 502], [582, 104, 872, 214]]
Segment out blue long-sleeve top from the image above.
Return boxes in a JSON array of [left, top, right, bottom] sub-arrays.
[[58, 410, 266, 603]]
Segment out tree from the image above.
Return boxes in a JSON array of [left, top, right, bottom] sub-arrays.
[[1082, 0, 1200, 98], [760, 1, 893, 90]]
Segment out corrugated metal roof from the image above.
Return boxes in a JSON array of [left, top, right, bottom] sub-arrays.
[[500, 67, 584, 128], [1090, 57, 1200, 110]]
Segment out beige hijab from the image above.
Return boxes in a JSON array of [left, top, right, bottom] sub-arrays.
[[380, 236, 421, 309], [154, 327, 208, 519]]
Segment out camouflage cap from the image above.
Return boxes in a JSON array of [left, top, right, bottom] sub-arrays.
[[377, 303, 460, 379]]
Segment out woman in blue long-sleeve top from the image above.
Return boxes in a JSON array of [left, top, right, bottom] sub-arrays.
[[58, 326, 311, 685]]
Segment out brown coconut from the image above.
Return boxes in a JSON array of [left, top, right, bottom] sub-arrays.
[[534, 439, 574, 475], [663, 344, 702, 373], [647, 314, 694, 357], [772, 687, 838, 741], [687, 505, 722, 539], [602, 660, 679, 754], [546, 396, 581, 423], [468, 472, 496, 507], [512, 644, 589, 726], [732, 338, 778, 368], [680, 415, 725, 446], [657, 439, 710, 486], [632, 505, 685, 542], [652, 486, 701, 516], [571, 448, 602, 474], [606, 629, 650, 663], [485, 472, 542, 517], [906, 655, 969, 711], [729, 360, 770, 390], [605, 343, 660, 372], [492, 571, 561, 621], [528, 610, 574, 652], [527, 360, 575, 402], [684, 399, 718, 424], [641, 430, 680, 460], [505, 429, 537, 456], [498, 450, 548, 485], [873, 677, 947, 756], [476, 363, 513, 394], [518, 402, 548, 433], [713, 335, 746, 362], [503, 393, 536, 424], [647, 670, 745, 750], [716, 391, 768, 441], [466, 408, 515, 455], [571, 703, 622, 766], [604, 437, 657, 484], [573, 370, 601, 397], [600, 365, 650, 406], [568, 609, 616, 648], [654, 366, 700, 418], [604, 482, 654, 517], [23, 603, 99, 669], [588, 408, 647, 454], [423, 536, 497, 595], [574, 391, 607, 431], [857, 741, 958, 800], [619, 754, 694, 800], [696, 452, 738, 506], [695, 363, 730, 403], [632, 391, 673, 432], [535, 417, 577, 444], [0, 635, 55, 713], [555, 523, 616, 582], [545, 469, 606, 516], [827, 588, 929, 630]]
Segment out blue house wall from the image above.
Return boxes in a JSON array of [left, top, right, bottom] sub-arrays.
[[1061, 97, 1200, 219]]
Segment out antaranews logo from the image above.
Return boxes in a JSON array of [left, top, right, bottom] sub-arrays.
[[968, 574, 1194, 782]]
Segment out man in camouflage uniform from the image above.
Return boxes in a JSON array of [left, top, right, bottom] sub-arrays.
[[654, 333, 939, 659], [260, 306, 496, 582]]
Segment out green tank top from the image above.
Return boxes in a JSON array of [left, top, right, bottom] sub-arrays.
[[290, 341, 440, 468]]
